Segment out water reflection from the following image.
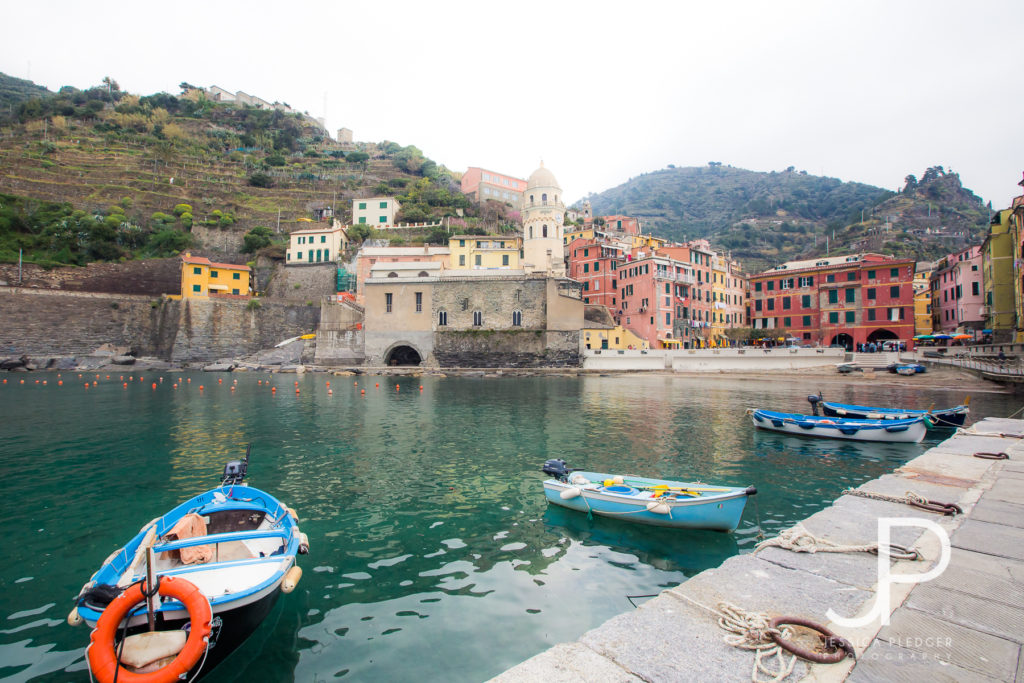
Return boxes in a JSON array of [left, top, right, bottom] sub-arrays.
[[0, 372, 1014, 683]]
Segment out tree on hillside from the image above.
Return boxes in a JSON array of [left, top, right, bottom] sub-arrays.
[[241, 226, 275, 253]]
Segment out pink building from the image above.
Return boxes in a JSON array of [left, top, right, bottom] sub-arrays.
[[354, 246, 450, 305], [460, 167, 527, 206], [587, 215, 641, 235], [930, 245, 985, 334]]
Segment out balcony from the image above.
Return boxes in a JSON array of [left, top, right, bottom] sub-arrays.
[[655, 272, 696, 285]]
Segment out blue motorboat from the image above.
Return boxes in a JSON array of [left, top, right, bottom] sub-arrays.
[[540, 459, 756, 531], [71, 447, 307, 682], [812, 394, 968, 429], [750, 408, 927, 443]]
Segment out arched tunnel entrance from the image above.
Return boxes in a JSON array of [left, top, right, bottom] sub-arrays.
[[386, 345, 422, 366]]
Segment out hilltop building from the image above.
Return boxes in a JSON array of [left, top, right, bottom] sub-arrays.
[[749, 253, 915, 350], [460, 167, 527, 207], [352, 197, 400, 227]]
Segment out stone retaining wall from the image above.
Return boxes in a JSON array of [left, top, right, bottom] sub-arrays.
[[433, 330, 580, 368], [0, 259, 181, 295]]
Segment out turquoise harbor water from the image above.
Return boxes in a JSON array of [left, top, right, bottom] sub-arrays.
[[0, 372, 1014, 682]]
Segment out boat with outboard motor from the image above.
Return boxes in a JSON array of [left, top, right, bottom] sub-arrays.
[[69, 446, 308, 682], [540, 459, 756, 531], [749, 407, 927, 443], [809, 393, 969, 429]]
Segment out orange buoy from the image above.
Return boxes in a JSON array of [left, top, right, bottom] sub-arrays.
[[105, 375, 110, 379], [123, 383, 128, 388], [419, 385, 423, 390], [360, 389, 365, 395], [326, 381, 330, 387], [35, 380, 40, 384], [187, 378, 191, 383], [173, 383, 178, 389], [231, 386, 235, 392], [395, 384, 400, 391], [42, 380, 47, 385], [93, 381, 97, 386], [95, 374, 99, 379], [375, 383, 379, 388], [218, 378, 223, 384], [129, 376, 133, 381], [258, 380, 262, 385], [354, 381, 358, 386], [2, 379, 6, 383], [294, 380, 299, 386], [119, 376, 123, 381], [58, 380, 63, 386], [152, 383, 157, 389], [271, 387, 277, 393], [328, 389, 333, 395], [199, 385, 204, 390], [84, 383, 89, 388], [20, 379, 25, 384]]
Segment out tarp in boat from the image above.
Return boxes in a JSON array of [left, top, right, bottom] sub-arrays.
[[165, 513, 213, 565]]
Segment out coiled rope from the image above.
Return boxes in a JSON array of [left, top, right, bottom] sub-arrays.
[[841, 488, 962, 516], [672, 594, 797, 683], [754, 523, 920, 560]]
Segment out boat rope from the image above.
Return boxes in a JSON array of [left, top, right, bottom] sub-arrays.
[[955, 426, 1024, 439], [841, 488, 962, 516], [754, 523, 920, 560], [973, 451, 1010, 460], [672, 594, 797, 683]]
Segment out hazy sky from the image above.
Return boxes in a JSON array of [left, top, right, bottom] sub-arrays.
[[4, 1, 1021, 209]]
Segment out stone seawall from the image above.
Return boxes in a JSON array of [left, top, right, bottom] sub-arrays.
[[433, 330, 580, 368], [0, 287, 320, 363], [0, 259, 181, 296], [171, 298, 321, 363], [0, 287, 178, 357]]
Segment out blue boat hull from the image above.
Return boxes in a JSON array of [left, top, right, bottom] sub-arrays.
[[821, 401, 967, 428], [542, 472, 752, 531], [751, 409, 927, 443]]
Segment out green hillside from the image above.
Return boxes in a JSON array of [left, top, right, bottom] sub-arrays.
[[0, 75, 512, 268], [0, 73, 51, 111], [585, 164, 989, 272]]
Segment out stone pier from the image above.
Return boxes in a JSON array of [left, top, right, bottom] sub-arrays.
[[493, 419, 1024, 682]]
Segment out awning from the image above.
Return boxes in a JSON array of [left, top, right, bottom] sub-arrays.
[[952, 334, 972, 340], [207, 284, 229, 291]]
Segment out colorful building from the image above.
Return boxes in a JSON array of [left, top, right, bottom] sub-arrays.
[[353, 246, 450, 305], [749, 253, 915, 350], [352, 197, 400, 227], [460, 167, 527, 206], [448, 235, 522, 270], [581, 325, 648, 350], [1012, 177, 1024, 341], [179, 253, 252, 299], [286, 220, 348, 265], [587, 215, 641, 235], [982, 209, 1015, 339], [930, 246, 984, 335], [913, 263, 934, 337]]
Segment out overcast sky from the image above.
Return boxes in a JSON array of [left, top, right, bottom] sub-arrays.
[[4, 1, 1021, 209]]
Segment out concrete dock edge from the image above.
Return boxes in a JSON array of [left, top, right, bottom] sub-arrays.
[[492, 418, 1024, 682]]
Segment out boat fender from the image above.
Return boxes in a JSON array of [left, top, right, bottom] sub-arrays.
[[286, 506, 299, 522], [569, 473, 590, 486], [559, 487, 582, 500], [87, 576, 212, 683], [611, 476, 624, 485], [836, 409, 847, 416], [298, 532, 310, 554], [646, 501, 671, 515], [282, 565, 303, 594], [745, 486, 758, 496], [67, 606, 83, 626]]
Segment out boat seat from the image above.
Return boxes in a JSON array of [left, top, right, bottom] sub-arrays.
[[214, 540, 256, 562]]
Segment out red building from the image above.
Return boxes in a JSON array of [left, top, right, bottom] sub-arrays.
[[567, 237, 625, 312], [749, 253, 916, 349]]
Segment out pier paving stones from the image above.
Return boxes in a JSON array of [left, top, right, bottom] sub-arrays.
[[494, 426, 1024, 683], [848, 640, 1003, 683], [876, 608, 1020, 680], [951, 518, 1024, 561]]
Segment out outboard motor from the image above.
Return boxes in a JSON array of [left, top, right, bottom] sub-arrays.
[[807, 394, 822, 416], [222, 444, 251, 486], [542, 458, 571, 482]]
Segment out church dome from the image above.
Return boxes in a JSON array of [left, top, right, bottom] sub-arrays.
[[526, 162, 560, 190]]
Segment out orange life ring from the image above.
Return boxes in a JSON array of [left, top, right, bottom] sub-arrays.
[[88, 576, 212, 683]]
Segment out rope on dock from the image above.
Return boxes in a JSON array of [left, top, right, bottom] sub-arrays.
[[673, 594, 797, 683], [840, 488, 962, 516], [754, 523, 920, 560], [956, 426, 1024, 439]]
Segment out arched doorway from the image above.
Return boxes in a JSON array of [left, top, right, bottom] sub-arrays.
[[830, 333, 854, 351], [386, 345, 422, 366], [866, 328, 898, 343]]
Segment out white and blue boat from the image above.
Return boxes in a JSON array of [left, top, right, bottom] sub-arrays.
[[540, 459, 756, 531], [750, 408, 927, 443], [813, 395, 969, 429], [71, 447, 307, 682]]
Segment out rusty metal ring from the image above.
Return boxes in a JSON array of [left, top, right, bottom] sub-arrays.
[[768, 616, 856, 664], [908, 500, 962, 516], [868, 544, 921, 561], [973, 451, 1009, 460]]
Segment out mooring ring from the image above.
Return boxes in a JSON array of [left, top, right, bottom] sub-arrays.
[[768, 616, 856, 664], [908, 499, 962, 516], [973, 451, 1009, 460]]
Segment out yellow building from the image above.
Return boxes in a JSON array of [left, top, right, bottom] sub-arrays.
[[982, 209, 1016, 339], [448, 234, 522, 270], [582, 325, 649, 350], [179, 253, 252, 298], [563, 227, 596, 246]]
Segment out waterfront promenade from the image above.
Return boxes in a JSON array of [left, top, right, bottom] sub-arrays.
[[494, 418, 1024, 682]]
